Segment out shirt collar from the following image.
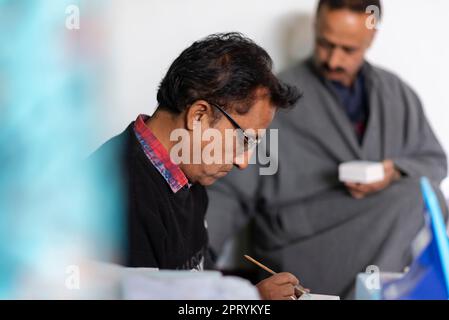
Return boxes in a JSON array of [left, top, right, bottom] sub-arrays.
[[133, 114, 189, 193]]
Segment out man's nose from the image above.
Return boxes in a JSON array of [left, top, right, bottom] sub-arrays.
[[233, 149, 254, 170], [327, 48, 343, 70]]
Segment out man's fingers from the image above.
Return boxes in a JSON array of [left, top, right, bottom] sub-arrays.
[[345, 183, 366, 193], [345, 184, 365, 197], [345, 182, 358, 189], [348, 183, 371, 193], [349, 190, 365, 199], [256, 274, 301, 300], [346, 181, 386, 194], [271, 272, 299, 286], [295, 287, 310, 297], [279, 284, 296, 298]]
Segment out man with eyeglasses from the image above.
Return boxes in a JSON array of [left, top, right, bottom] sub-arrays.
[[91, 32, 303, 299]]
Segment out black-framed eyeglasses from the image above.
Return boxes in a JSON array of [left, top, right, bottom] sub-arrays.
[[208, 102, 262, 151]]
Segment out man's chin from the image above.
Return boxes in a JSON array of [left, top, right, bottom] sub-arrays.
[[198, 177, 218, 186], [322, 71, 352, 86], [198, 172, 230, 186], [324, 72, 345, 81]]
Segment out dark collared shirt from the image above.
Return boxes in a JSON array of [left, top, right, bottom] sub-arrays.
[[330, 72, 369, 144], [91, 117, 209, 270]]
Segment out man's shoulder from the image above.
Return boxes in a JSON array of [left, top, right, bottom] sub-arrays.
[[278, 59, 314, 84], [365, 61, 418, 96], [367, 62, 401, 83], [90, 123, 134, 161]]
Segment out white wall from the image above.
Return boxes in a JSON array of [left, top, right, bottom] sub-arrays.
[[93, 0, 449, 195]]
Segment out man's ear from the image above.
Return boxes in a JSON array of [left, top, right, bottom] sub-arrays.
[[185, 100, 215, 131]]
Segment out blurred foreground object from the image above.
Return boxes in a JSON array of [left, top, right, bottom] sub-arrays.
[[381, 177, 449, 299], [0, 0, 123, 298]]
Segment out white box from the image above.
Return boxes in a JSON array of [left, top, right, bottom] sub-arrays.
[[338, 161, 384, 184]]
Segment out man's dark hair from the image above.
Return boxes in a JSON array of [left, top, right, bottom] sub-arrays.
[[317, 0, 382, 19], [157, 32, 301, 115]]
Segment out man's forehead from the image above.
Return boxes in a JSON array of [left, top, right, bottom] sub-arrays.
[[317, 8, 374, 45]]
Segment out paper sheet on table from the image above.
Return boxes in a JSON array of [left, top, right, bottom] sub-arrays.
[[121, 269, 260, 299], [298, 293, 340, 300]]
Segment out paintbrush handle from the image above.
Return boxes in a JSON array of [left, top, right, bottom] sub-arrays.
[[244, 255, 309, 295]]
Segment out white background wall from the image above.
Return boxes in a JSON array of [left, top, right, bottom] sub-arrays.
[[92, 0, 449, 195]]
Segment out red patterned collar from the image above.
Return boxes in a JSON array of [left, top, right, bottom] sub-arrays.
[[133, 114, 189, 193]]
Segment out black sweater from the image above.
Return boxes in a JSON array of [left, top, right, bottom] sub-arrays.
[[91, 123, 209, 270]]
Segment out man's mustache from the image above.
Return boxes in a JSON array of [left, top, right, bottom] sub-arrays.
[[321, 63, 346, 74]]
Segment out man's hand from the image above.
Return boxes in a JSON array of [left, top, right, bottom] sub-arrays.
[[255, 272, 300, 300], [345, 159, 401, 199]]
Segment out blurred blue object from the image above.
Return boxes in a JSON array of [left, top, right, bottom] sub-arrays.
[[382, 177, 449, 300], [355, 272, 403, 300], [0, 0, 123, 298]]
